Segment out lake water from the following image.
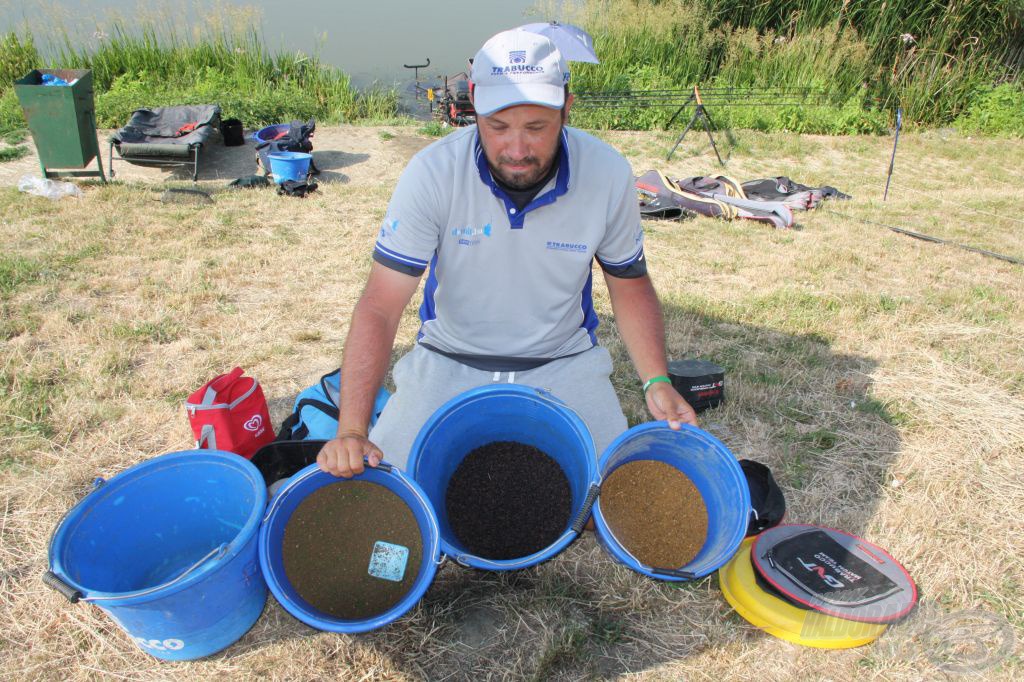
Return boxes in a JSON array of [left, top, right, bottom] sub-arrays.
[[1, 0, 550, 87]]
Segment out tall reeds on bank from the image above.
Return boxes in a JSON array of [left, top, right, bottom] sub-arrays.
[[0, 1, 1021, 135], [564, 0, 1023, 132], [0, 11, 397, 135]]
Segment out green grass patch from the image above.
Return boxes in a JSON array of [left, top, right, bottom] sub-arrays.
[[417, 120, 451, 137], [955, 84, 1024, 137], [0, 255, 44, 295], [0, 363, 68, 438], [855, 396, 912, 427], [0, 246, 104, 299], [111, 318, 184, 344], [0, 145, 29, 162], [2, 128, 26, 144], [779, 424, 840, 488], [0, 302, 38, 340]]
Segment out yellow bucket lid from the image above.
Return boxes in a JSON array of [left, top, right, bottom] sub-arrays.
[[718, 538, 887, 649]]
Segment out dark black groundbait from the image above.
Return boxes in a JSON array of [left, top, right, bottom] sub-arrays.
[[445, 441, 571, 560]]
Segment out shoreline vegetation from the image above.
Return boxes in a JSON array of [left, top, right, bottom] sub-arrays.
[[0, 0, 1022, 137]]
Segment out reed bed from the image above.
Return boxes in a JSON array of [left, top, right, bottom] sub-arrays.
[[0, 1, 1022, 136], [563, 0, 1023, 132], [0, 9, 398, 135]]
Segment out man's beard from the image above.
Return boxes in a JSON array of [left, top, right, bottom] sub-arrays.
[[487, 127, 562, 190]]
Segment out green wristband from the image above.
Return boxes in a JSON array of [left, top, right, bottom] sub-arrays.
[[642, 375, 671, 393]]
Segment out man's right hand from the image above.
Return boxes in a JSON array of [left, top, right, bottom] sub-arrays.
[[317, 432, 384, 478]]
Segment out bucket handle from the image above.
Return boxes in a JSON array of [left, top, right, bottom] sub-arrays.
[[43, 543, 230, 604], [41, 570, 82, 603], [570, 483, 601, 534], [44, 476, 107, 600], [650, 567, 698, 580]]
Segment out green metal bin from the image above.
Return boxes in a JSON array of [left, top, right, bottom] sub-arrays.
[[13, 69, 106, 181]]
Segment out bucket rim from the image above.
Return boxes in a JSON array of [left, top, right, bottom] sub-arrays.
[[258, 461, 443, 633], [405, 383, 599, 570], [406, 383, 599, 483], [591, 420, 752, 580], [48, 449, 267, 605], [267, 151, 312, 161], [253, 123, 290, 141]]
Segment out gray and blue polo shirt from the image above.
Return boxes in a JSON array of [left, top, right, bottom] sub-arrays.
[[373, 125, 646, 370]]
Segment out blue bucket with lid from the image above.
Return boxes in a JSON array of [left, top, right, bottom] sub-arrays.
[[44, 450, 267, 660], [258, 461, 442, 633], [406, 384, 600, 570], [592, 422, 751, 580]]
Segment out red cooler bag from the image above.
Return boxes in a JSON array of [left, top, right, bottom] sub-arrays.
[[186, 367, 274, 459]]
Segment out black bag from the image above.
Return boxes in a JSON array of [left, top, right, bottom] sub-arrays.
[[221, 118, 245, 146], [256, 119, 319, 176], [277, 179, 318, 198], [740, 459, 786, 536], [250, 439, 325, 490]]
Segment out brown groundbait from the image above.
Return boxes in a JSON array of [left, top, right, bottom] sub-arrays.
[[600, 459, 708, 568], [283, 481, 422, 620]]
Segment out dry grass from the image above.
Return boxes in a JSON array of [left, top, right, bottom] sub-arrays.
[[1, 125, 1022, 680]]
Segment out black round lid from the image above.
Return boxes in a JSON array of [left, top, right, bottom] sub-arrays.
[[750, 524, 917, 624]]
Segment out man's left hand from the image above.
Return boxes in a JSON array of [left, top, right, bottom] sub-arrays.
[[645, 382, 698, 429]]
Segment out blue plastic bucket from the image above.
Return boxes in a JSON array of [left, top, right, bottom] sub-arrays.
[[593, 422, 751, 580], [259, 461, 441, 633], [46, 450, 267, 661], [406, 385, 599, 570], [253, 123, 289, 144], [267, 151, 312, 184]]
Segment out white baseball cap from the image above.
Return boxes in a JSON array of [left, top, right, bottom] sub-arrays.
[[470, 29, 569, 116]]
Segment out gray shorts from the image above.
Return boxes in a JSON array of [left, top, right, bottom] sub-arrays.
[[369, 344, 628, 470]]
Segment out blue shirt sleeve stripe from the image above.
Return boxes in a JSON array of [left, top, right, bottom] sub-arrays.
[[596, 244, 644, 268], [374, 242, 430, 268]]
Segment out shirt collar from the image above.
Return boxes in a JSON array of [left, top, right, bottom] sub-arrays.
[[474, 128, 571, 228]]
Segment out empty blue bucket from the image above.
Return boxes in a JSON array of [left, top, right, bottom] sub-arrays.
[[406, 384, 599, 570], [267, 151, 312, 184], [259, 461, 441, 633], [45, 450, 268, 660], [592, 422, 751, 580]]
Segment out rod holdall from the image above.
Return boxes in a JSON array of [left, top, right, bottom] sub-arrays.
[[751, 524, 918, 623], [739, 459, 785, 536], [275, 369, 391, 442], [185, 367, 274, 459]]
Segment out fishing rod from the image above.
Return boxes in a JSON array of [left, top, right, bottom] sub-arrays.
[[573, 86, 827, 109], [825, 207, 1024, 266]]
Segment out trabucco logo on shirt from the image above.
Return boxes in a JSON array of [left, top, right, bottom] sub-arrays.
[[546, 241, 588, 253], [452, 224, 492, 246]]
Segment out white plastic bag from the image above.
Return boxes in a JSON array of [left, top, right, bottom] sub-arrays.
[[17, 175, 82, 200]]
